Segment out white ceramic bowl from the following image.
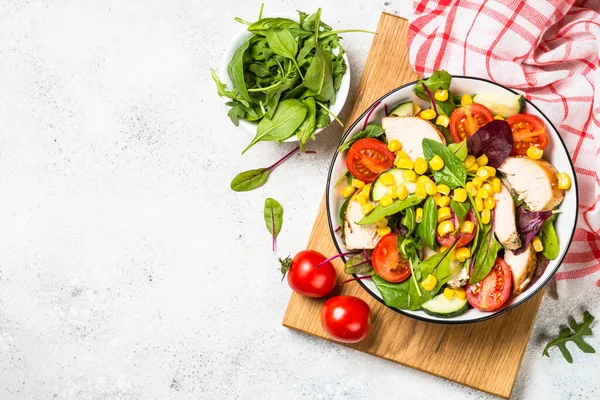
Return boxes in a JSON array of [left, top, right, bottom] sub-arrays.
[[219, 13, 351, 143], [326, 76, 578, 324]]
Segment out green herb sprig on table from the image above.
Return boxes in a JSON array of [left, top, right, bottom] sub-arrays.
[[212, 6, 373, 153], [543, 311, 595, 363]]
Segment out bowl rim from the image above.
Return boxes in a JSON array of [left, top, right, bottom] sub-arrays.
[[325, 74, 579, 325]]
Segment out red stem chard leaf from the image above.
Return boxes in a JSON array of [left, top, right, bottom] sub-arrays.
[[466, 120, 513, 168], [231, 146, 302, 192], [264, 198, 283, 251], [514, 206, 552, 255]]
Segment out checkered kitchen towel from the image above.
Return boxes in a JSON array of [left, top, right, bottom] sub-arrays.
[[408, 0, 600, 295]]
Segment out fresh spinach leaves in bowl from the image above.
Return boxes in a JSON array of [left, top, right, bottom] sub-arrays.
[[212, 6, 371, 153]]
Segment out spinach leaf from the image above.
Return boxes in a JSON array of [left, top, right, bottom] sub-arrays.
[[448, 139, 468, 161], [337, 124, 385, 152], [339, 197, 350, 236], [211, 70, 250, 107], [296, 97, 316, 150], [345, 252, 374, 275], [422, 138, 467, 189], [450, 200, 471, 224], [264, 198, 283, 251], [314, 49, 335, 103], [231, 168, 270, 192], [243, 99, 307, 154], [402, 207, 417, 234], [543, 311, 595, 363], [248, 18, 300, 35], [303, 45, 326, 93], [265, 28, 303, 77], [358, 195, 421, 225], [227, 38, 252, 102], [541, 216, 559, 260], [414, 70, 452, 101], [435, 97, 456, 117], [418, 196, 437, 249], [469, 222, 502, 284]]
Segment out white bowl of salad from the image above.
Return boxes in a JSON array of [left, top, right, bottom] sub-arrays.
[[327, 71, 578, 323]]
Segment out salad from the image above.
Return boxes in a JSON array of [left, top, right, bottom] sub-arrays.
[[336, 71, 573, 319]]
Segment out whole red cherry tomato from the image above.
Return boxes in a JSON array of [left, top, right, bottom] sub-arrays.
[[321, 295, 371, 343], [280, 250, 337, 298]]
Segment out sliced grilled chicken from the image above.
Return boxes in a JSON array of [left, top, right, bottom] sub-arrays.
[[382, 116, 446, 162], [493, 182, 521, 250], [421, 246, 469, 288], [343, 200, 380, 250], [504, 243, 537, 295], [498, 156, 565, 212]]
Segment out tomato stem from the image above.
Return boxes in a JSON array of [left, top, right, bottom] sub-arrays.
[[315, 251, 361, 269]]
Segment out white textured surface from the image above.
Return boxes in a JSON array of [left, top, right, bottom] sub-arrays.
[[0, 1, 598, 399]]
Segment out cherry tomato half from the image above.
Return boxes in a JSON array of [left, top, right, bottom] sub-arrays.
[[321, 295, 371, 343], [346, 138, 395, 183], [280, 250, 337, 298], [466, 257, 512, 311], [449, 104, 494, 142], [506, 113, 549, 156], [372, 233, 412, 283], [436, 210, 478, 248]]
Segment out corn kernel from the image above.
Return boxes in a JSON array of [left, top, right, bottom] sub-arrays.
[[357, 195, 368, 205], [461, 220, 475, 234], [412, 104, 422, 116], [342, 185, 355, 198], [453, 287, 466, 299], [557, 173, 571, 190], [453, 188, 468, 203], [434, 89, 449, 102], [397, 184, 409, 200], [387, 139, 402, 152], [395, 158, 414, 170], [379, 195, 393, 207], [493, 115, 505, 120], [425, 180, 438, 196], [467, 162, 479, 174], [395, 150, 410, 160], [527, 146, 543, 160], [486, 166, 496, 178], [430, 155, 445, 171], [375, 218, 388, 228], [476, 154, 488, 166], [455, 247, 471, 263], [437, 220, 455, 237], [475, 197, 484, 212], [415, 188, 427, 200], [476, 166, 490, 181], [465, 182, 477, 196], [417, 175, 431, 187], [481, 208, 491, 224], [476, 188, 489, 199], [388, 185, 398, 199], [421, 274, 437, 291], [379, 172, 396, 186], [420, 109, 437, 120], [444, 287, 455, 300], [464, 155, 477, 169], [376, 226, 392, 237], [482, 183, 493, 194], [471, 176, 483, 189], [439, 246, 449, 254], [437, 195, 450, 208], [351, 179, 365, 189], [492, 178, 502, 193], [485, 197, 496, 210], [436, 115, 450, 128], [416, 207, 423, 223], [361, 184, 371, 198], [437, 184, 450, 196], [532, 236, 544, 252], [433, 192, 442, 204], [361, 203, 374, 215], [414, 157, 428, 175], [461, 94, 473, 106], [438, 207, 452, 223], [403, 170, 416, 182]]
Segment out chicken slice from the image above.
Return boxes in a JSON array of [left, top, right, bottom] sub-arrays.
[[498, 156, 565, 212], [504, 243, 537, 295], [493, 183, 521, 250], [382, 116, 446, 162], [343, 200, 380, 250]]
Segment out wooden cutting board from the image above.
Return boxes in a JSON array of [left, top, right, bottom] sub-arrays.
[[282, 13, 544, 399]]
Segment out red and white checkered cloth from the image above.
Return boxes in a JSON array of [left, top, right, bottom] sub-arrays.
[[408, 0, 600, 296]]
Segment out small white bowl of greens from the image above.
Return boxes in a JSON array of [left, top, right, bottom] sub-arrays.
[[212, 7, 360, 153]]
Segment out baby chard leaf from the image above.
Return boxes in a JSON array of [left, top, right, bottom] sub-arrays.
[[231, 168, 270, 192], [264, 198, 284, 251]]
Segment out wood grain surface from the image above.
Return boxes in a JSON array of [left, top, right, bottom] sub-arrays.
[[282, 13, 544, 399]]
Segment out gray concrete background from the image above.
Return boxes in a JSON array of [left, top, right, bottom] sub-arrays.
[[0, 1, 598, 399]]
